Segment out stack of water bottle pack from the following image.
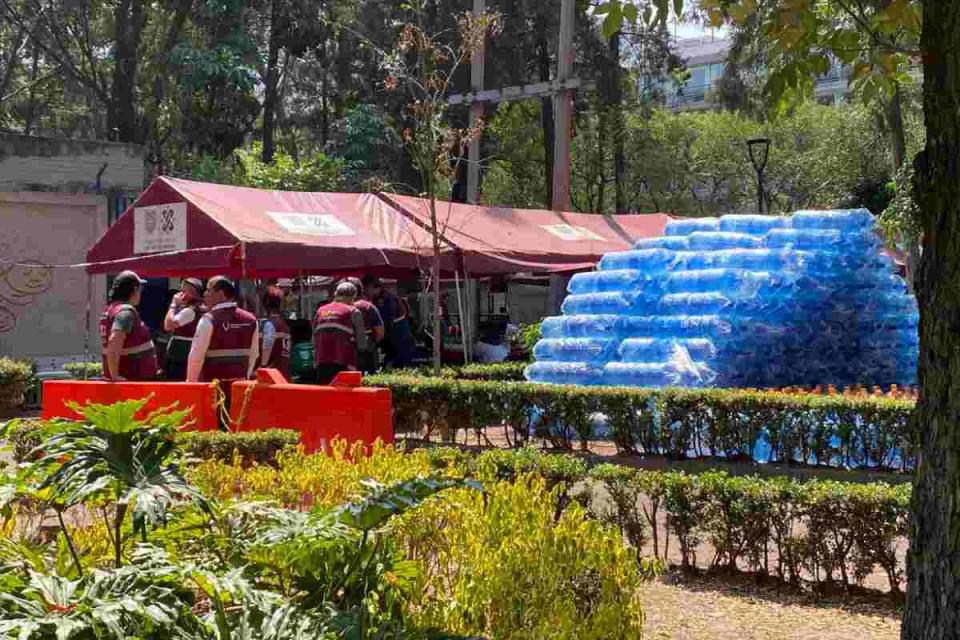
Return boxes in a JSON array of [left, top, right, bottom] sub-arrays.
[[526, 209, 919, 388]]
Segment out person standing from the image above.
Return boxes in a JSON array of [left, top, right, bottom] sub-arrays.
[[361, 275, 416, 367], [100, 270, 158, 381], [162, 278, 205, 380], [186, 276, 259, 385], [347, 277, 384, 374], [259, 285, 291, 377], [313, 281, 368, 383]]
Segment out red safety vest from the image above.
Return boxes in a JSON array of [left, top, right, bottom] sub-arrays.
[[354, 299, 380, 345], [99, 302, 157, 381], [313, 301, 357, 368], [260, 315, 291, 376], [200, 304, 258, 382]]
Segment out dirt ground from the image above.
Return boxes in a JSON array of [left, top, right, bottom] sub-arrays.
[[643, 571, 901, 640]]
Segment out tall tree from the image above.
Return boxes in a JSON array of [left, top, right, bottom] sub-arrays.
[[901, 2, 960, 636]]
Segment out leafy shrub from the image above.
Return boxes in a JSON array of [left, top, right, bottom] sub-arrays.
[[2, 418, 44, 464], [62, 361, 102, 379], [393, 475, 647, 640], [176, 428, 300, 464], [0, 358, 35, 415], [188, 440, 437, 508], [584, 464, 911, 593], [365, 375, 917, 471]]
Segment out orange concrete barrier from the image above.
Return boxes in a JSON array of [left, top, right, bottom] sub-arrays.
[[42, 380, 219, 431], [229, 371, 392, 453]]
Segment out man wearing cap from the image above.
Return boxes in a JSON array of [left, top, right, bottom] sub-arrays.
[[361, 274, 416, 367], [259, 285, 291, 377], [162, 278, 206, 380], [313, 281, 368, 383], [100, 270, 158, 381], [186, 276, 259, 384], [347, 277, 384, 374]]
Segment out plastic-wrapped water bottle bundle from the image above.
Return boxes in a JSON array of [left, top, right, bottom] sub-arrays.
[[526, 209, 919, 388]]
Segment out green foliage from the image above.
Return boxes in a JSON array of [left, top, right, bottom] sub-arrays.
[[516, 322, 542, 355], [393, 475, 648, 639], [176, 429, 301, 465], [483, 101, 549, 208], [0, 546, 207, 640], [62, 362, 103, 380], [1, 418, 44, 464], [364, 375, 917, 470], [583, 465, 911, 592], [0, 358, 35, 413], [20, 398, 207, 567], [184, 142, 348, 192]]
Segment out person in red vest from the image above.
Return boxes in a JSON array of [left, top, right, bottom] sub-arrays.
[[347, 277, 384, 374], [258, 285, 291, 377], [313, 281, 368, 384], [186, 276, 259, 384], [162, 277, 205, 380], [100, 270, 158, 381]]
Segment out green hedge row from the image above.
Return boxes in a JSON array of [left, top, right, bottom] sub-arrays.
[[366, 375, 917, 471], [425, 446, 911, 594], [406, 362, 527, 381], [3, 419, 300, 466]]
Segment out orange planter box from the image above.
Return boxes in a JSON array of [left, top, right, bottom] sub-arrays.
[[41, 380, 219, 431], [229, 376, 393, 453]]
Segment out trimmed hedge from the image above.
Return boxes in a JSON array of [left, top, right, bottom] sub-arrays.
[[366, 375, 917, 471], [63, 361, 103, 379], [176, 429, 301, 464], [2, 418, 300, 466], [425, 446, 911, 594], [406, 362, 527, 381]]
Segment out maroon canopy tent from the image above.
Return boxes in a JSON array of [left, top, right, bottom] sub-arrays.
[[86, 177, 449, 278], [86, 177, 672, 277], [381, 194, 672, 274]]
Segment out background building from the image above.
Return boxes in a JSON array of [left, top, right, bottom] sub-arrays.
[[0, 133, 146, 368]]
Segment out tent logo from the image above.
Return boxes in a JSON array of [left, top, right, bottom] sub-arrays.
[[134, 202, 187, 254], [268, 212, 355, 237], [542, 224, 606, 242]]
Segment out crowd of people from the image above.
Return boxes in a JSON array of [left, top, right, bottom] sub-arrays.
[[99, 270, 416, 386]]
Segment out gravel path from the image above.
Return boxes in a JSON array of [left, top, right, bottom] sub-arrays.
[[642, 572, 901, 640]]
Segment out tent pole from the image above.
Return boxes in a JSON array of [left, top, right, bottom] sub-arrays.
[[455, 270, 467, 364], [83, 273, 92, 380], [298, 269, 305, 319], [463, 266, 473, 364]]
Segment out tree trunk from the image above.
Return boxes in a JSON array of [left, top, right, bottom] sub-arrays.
[[22, 43, 39, 135], [886, 83, 908, 172], [609, 32, 626, 213], [0, 26, 24, 101], [902, 3, 960, 638], [537, 31, 554, 208], [261, 0, 282, 163], [107, 0, 146, 143]]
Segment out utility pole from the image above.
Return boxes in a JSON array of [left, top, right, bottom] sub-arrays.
[[454, 0, 589, 209], [551, 0, 575, 211], [466, 0, 485, 204]]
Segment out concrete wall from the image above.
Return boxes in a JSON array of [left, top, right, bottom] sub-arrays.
[[0, 192, 107, 364], [0, 134, 146, 367], [0, 133, 146, 193]]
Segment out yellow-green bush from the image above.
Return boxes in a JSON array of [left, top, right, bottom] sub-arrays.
[[393, 475, 645, 640], [188, 439, 437, 508]]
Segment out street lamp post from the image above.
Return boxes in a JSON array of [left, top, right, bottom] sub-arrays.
[[747, 137, 772, 214]]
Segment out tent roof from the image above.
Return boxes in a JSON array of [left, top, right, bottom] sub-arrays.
[[86, 177, 671, 278], [381, 194, 672, 274], [86, 177, 447, 277]]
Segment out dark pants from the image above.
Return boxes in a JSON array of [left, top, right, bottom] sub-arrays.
[[164, 358, 188, 381], [357, 349, 378, 375], [314, 363, 348, 385]]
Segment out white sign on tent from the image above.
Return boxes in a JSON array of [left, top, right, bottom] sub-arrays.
[[133, 203, 187, 254]]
